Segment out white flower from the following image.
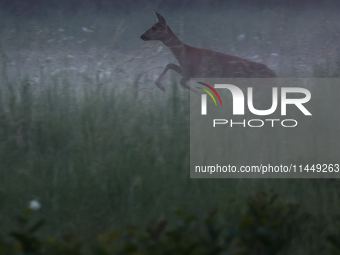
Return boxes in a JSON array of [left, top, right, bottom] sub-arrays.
[[29, 200, 41, 211]]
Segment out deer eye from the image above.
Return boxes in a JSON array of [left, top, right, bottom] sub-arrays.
[[152, 26, 156, 30]]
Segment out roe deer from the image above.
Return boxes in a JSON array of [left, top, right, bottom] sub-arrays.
[[140, 11, 277, 91]]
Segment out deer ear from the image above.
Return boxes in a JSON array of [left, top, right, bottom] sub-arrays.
[[154, 10, 167, 27]]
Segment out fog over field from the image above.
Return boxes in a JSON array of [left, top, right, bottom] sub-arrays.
[[0, 1, 340, 254], [1, 5, 340, 83]]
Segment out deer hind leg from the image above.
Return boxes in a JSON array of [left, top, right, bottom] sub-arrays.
[[155, 63, 182, 91], [180, 78, 199, 94]]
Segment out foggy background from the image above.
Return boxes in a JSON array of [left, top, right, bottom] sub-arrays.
[[0, 0, 340, 83], [0, 1, 340, 254]]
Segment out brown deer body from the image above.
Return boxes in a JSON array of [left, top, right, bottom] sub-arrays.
[[141, 11, 277, 91]]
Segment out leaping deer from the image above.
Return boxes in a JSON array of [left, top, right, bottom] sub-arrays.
[[140, 11, 277, 91]]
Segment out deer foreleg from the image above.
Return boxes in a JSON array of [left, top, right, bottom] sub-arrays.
[[155, 63, 182, 91]]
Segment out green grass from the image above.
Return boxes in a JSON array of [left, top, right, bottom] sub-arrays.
[[0, 67, 191, 234], [0, 60, 340, 252], [0, 7, 340, 254], [2, 191, 315, 255]]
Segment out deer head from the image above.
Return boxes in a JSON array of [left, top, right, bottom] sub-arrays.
[[140, 11, 169, 41]]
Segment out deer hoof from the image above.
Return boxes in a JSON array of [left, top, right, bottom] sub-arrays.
[[155, 82, 165, 91]]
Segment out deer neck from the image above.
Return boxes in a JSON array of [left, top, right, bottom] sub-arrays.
[[162, 26, 186, 64]]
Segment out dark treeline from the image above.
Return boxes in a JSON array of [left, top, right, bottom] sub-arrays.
[[0, 0, 339, 17]]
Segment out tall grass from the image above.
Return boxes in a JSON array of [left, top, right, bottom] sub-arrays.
[[0, 56, 339, 242], [0, 8, 340, 254], [0, 61, 192, 234]]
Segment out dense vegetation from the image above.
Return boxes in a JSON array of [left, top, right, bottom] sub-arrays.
[[1, 3, 340, 254]]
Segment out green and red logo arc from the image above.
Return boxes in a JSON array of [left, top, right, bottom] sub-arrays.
[[196, 82, 222, 106]]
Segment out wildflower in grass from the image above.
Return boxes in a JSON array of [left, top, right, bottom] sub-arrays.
[[29, 200, 41, 211]]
